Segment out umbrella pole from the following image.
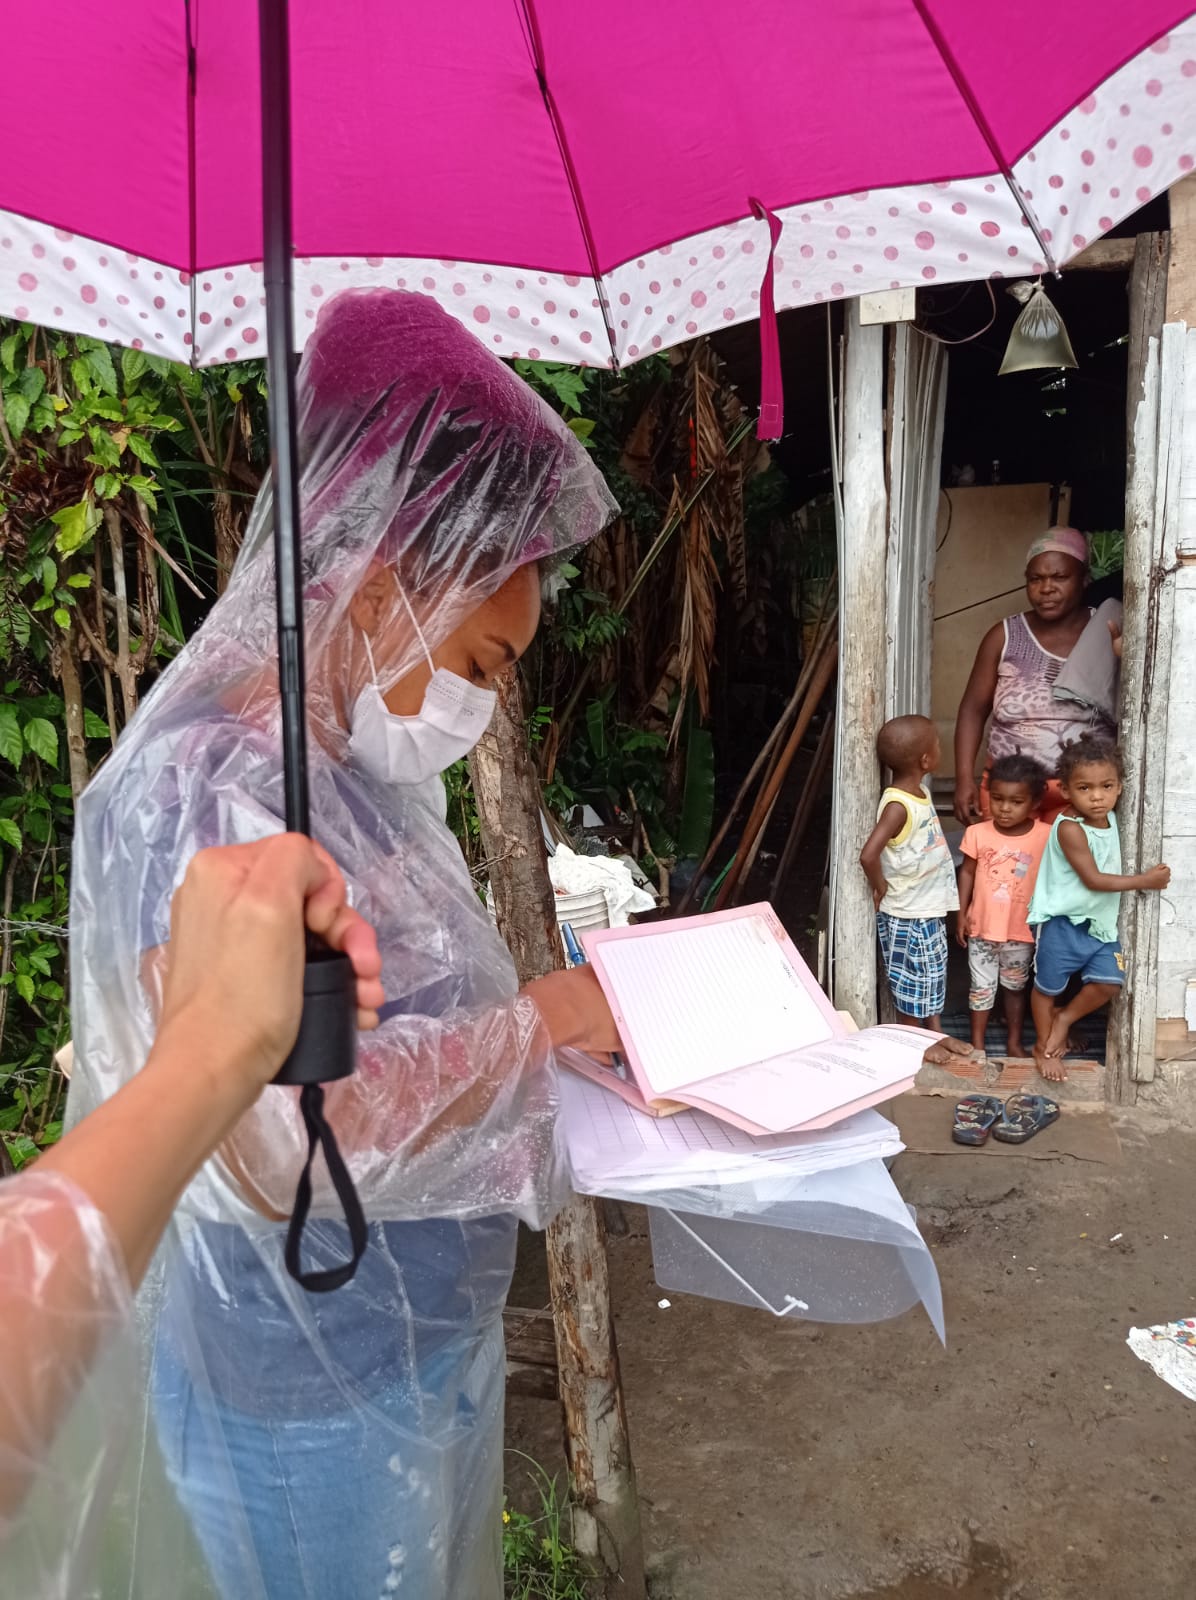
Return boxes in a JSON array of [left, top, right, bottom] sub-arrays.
[[258, 0, 309, 836], [257, 1, 358, 1144]]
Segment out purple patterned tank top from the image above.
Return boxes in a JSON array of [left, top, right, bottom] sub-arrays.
[[988, 611, 1114, 776]]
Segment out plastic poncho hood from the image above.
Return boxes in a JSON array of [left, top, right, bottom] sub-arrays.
[[180, 286, 615, 743], [55, 288, 616, 1600]]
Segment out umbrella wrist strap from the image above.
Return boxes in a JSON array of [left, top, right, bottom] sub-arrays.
[[284, 1082, 368, 1292]]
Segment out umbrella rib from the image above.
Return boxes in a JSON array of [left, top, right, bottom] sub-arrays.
[[910, 0, 1058, 274], [517, 0, 620, 369], [185, 0, 200, 365]]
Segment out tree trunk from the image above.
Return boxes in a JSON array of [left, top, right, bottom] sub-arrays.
[[105, 508, 138, 721], [469, 670, 646, 1600], [55, 635, 91, 802]]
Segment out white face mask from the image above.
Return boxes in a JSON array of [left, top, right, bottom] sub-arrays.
[[347, 583, 497, 788]]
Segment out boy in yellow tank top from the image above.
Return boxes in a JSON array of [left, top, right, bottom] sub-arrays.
[[860, 715, 959, 1029]]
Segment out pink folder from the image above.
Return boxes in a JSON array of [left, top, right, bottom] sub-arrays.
[[572, 903, 935, 1136]]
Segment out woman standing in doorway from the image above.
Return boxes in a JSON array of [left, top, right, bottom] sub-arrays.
[[954, 527, 1119, 826]]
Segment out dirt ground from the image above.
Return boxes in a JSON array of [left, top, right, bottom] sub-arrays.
[[507, 1104, 1196, 1600]]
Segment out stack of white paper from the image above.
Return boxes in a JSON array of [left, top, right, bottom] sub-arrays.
[[558, 1067, 902, 1198]]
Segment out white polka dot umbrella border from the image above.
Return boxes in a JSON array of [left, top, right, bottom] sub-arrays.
[[2, 23, 1193, 371]]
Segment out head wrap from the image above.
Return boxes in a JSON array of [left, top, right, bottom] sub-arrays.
[[1025, 526, 1088, 571]]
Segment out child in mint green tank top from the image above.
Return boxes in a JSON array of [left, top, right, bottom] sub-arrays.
[[1027, 736, 1170, 1081]]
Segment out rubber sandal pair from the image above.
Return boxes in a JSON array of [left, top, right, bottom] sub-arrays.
[[951, 1093, 1060, 1147]]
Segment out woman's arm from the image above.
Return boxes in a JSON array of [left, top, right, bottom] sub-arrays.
[[216, 970, 624, 1227], [0, 836, 382, 1521], [1056, 822, 1171, 894], [954, 622, 1003, 823]]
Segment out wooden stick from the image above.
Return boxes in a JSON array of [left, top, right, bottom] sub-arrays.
[[769, 712, 836, 902], [832, 304, 887, 1027], [1108, 230, 1172, 1102], [674, 594, 837, 916], [734, 793, 778, 891], [715, 628, 838, 910]]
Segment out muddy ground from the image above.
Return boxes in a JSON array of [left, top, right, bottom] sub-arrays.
[[507, 1105, 1196, 1600]]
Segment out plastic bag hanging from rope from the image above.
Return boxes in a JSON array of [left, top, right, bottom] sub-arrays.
[[999, 282, 1077, 374]]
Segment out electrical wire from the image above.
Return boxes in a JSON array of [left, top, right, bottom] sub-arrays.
[[916, 279, 998, 347], [934, 583, 1024, 622]]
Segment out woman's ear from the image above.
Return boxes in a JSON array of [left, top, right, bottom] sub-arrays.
[[348, 565, 392, 636]]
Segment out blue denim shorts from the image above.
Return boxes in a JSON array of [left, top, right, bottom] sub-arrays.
[[1033, 915, 1125, 996]]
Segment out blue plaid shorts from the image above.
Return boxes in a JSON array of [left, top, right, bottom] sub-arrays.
[[876, 913, 948, 1019]]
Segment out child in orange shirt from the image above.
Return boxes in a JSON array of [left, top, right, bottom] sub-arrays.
[[956, 754, 1051, 1059]]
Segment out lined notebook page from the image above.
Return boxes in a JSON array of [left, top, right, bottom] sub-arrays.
[[596, 913, 834, 1096]]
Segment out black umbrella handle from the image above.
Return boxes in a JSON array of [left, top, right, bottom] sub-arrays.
[[273, 946, 357, 1087]]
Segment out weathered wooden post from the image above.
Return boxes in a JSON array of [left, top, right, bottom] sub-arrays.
[[470, 668, 647, 1600], [830, 302, 889, 1025], [1107, 230, 1170, 1101]]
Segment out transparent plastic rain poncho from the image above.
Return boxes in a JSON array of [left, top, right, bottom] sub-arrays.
[[0, 1171, 138, 1591], [57, 288, 617, 1600]]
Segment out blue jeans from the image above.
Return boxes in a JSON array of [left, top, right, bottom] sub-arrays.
[[151, 1324, 505, 1599], [148, 1216, 515, 1600]]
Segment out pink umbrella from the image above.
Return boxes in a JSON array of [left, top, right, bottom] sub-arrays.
[[3, 2, 1195, 390], [4, 2, 1195, 1157]]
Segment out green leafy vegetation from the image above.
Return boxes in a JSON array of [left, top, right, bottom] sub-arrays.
[[0, 317, 267, 1167], [503, 1456, 593, 1600]]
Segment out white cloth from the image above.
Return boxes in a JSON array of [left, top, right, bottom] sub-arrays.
[[548, 843, 656, 927]]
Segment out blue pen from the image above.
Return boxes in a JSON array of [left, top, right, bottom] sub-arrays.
[[561, 922, 627, 1080]]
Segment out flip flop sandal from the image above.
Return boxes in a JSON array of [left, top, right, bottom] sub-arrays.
[[992, 1093, 1061, 1144], [952, 1094, 1005, 1146]]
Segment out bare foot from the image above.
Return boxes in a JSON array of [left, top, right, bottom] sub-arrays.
[[1039, 1014, 1070, 1082], [1007, 1039, 1027, 1060], [922, 1038, 973, 1068]]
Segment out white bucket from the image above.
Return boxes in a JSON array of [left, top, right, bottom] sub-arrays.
[[486, 884, 611, 954], [551, 887, 610, 932]]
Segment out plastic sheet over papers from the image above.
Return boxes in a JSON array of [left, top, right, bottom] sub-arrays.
[[559, 1069, 943, 1338]]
